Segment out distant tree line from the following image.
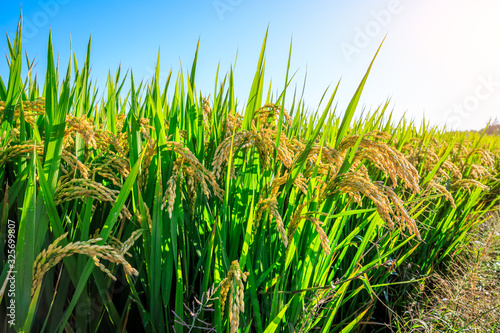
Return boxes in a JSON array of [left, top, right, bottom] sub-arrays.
[[481, 117, 500, 136]]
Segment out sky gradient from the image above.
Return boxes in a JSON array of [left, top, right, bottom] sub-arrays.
[[1, 0, 499, 130]]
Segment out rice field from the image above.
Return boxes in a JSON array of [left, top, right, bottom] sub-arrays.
[[1, 18, 499, 332]]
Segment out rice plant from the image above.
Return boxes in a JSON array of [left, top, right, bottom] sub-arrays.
[[1, 16, 499, 333]]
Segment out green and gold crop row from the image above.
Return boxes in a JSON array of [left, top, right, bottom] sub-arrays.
[[1, 17, 499, 333]]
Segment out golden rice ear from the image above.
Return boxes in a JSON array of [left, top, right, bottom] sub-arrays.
[[452, 179, 490, 193], [327, 172, 394, 228], [378, 184, 421, 240], [0, 100, 45, 128], [324, 171, 422, 239], [66, 114, 98, 150], [299, 143, 344, 178], [466, 148, 496, 170], [161, 169, 178, 218], [337, 132, 420, 193], [54, 178, 132, 220], [0, 141, 44, 166], [161, 141, 224, 217], [251, 103, 292, 130], [403, 143, 464, 184], [468, 164, 492, 180], [217, 260, 249, 333], [31, 231, 141, 297], [426, 180, 456, 209], [289, 208, 331, 255], [254, 198, 288, 248], [212, 125, 294, 181]]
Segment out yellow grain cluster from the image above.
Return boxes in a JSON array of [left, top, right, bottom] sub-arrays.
[[219, 260, 250, 333], [0, 99, 45, 126], [31, 230, 142, 297], [54, 178, 132, 219]]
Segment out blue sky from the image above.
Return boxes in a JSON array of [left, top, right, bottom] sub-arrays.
[[1, 0, 500, 130]]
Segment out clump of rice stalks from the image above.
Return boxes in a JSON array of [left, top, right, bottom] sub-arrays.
[[31, 230, 142, 296], [212, 129, 285, 178], [219, 260, 249, 333], [91, 154, 131, 186], [4, 17, 500, 333], [255, 197, 288, 247], [339, 132, 420, 193], [212, 104, 294, 179], [288, 207, 331, 254], [324, 171, 421, 239], [168, 141, 223, 197], [381, 183, 421, 238], [403, 143, 462, 181], [252, 172, 312, 249], [89, 124, 129, 155], [161, 141, 223, 217], [299, 131, 425, 238]]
